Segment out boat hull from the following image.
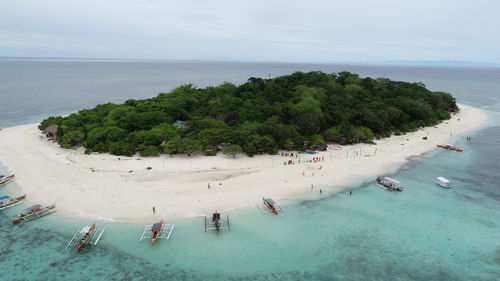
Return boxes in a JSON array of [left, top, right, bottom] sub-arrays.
[[375, 182, 403, 192], [262, 198, 279, 215], [0, 175, 15, 186], [12, 204, 56, 224], [151, 220, 163, 245], [0, 195, 26, 211], [76, 224, 96, 251], [436, 145, 463, 152]]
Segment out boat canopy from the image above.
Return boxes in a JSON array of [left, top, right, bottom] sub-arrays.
[[383, 177, 400, 184], [436, 177, 450, 183], [212, 212, 221, 221], [0, 196, 9, 200], [152, 223, 162, 231], [81, 226, 91, 233], [25, 204, 42, 212], [265, 198, 275, 205]]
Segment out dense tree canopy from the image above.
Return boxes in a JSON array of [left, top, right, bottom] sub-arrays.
[[39, 71, 458, 157]]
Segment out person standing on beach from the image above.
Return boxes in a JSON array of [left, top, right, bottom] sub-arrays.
[[152, 206, 156, 214], [208, 183, 210, 189], [320, 189, 323, 194]]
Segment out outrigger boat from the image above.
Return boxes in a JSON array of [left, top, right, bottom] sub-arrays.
[[204, 211, 230, 233], [139, 219, 175, 245], [0, 194, 26, 211], [376, 176, 403, 191], [258, 197, 284, 215], [12, 204, 56, 224], [66, 223, 105, 251], [435, 177, 451, 188], [436, 144, 463, 152], [0, 174, 15, 186]]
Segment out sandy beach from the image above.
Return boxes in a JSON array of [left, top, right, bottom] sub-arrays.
[[0, 104, 487, 221]]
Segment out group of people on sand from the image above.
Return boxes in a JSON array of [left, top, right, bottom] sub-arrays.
[[280, 152, 298, 158], [207, 182, 223, 190]]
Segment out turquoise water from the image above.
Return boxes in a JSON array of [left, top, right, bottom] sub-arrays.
[[0, 60, 499, 280]]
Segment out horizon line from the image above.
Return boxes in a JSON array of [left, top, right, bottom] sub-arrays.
[[1, 56, 499, 68]]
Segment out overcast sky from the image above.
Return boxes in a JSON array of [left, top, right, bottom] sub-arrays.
[[1, 0, 499, 63]]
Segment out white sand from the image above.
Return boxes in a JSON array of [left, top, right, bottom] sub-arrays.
[[0, 104, 487, 221]]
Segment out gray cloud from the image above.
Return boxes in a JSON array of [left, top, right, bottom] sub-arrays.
[[0, 0, 499, 63]]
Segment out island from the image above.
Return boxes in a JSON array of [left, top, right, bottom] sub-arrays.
[[39, 71, 458, 157], [0, 72, 487, 221]]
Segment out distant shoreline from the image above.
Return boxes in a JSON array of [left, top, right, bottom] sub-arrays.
[[0, 104, 488, 221], [3, 57, 499, 68]]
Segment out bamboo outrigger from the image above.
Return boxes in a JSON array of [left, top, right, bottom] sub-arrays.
[[139, 219, 175, 245]]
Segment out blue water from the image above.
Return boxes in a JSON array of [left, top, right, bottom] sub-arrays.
[[0, 59, 499, 281]]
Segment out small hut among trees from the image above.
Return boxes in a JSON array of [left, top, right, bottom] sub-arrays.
[[44, 125, 59, 140]]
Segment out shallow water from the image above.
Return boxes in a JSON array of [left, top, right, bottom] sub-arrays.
[[0, 60, 499, 280]]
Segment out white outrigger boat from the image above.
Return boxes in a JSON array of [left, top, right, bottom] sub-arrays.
[[66, 223, 105, 251], [435, 177, 451, 188], [376, 176, 403, 191], [0, 194, 26, 211], [139, 219, 175, 245]]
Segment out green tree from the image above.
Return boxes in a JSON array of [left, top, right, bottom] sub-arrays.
[[109, 141, 133, 156], [323, 126, 343, 143], [161, 137, 180, 156], [292, 93, 323, 135], [178, 138, 202, 156], [223, 144, 243, 158], [60, 130, 85, 148], [138, 145, 160, 157]]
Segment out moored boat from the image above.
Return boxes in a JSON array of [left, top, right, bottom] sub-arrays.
[[151, 219, 164, 245], [376, 176, 403, 191], [204, 211, 230, 233], [66, 223, 105, 251], [435, 177, 451, 188], [262, 197, 279, 215], [436, 144, 463, 152], [77, 223, 96, 251], [12, 204, 56, 224], [0, 174, 15, 186], [0, 194, 26, 211], [139, 219, 174, 244]]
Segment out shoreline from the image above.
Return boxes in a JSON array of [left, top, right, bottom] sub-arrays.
[[0, 104, 488, 221]]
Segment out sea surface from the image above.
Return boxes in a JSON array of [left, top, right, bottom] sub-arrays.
[[0, 59, 499, 281]]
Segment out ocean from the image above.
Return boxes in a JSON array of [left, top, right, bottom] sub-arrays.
[[0, 59, 499, 281]]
